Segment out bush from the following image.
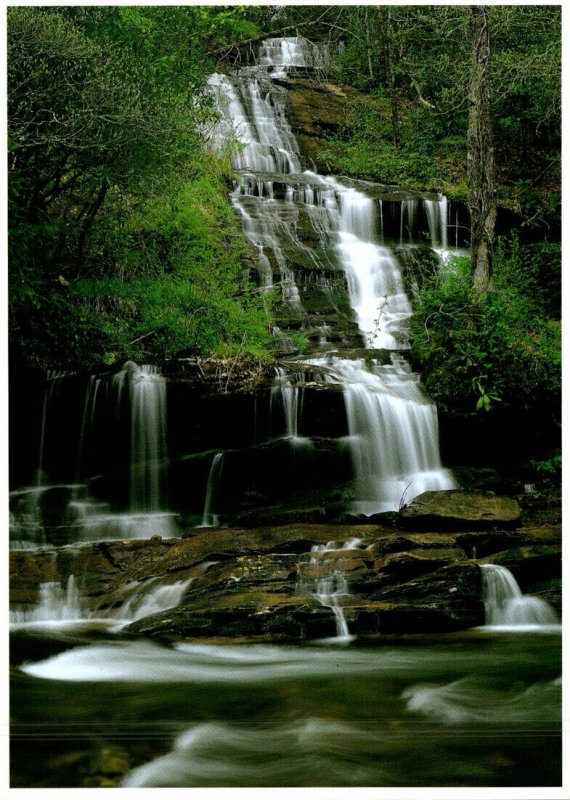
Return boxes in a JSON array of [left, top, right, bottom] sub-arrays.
[[409, 238, 561, 415]]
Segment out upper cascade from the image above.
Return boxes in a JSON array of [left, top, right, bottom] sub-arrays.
[[205, 36, 457, 515], [258, 36, 332, 77]]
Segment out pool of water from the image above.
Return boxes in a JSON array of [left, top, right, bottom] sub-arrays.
[[10, 626, 561, 788]]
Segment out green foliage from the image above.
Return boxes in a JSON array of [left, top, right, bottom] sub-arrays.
[[304, 5, 559, 220], [409, 240, 561, 414], [319, 95, 464, 193], [528, 453, 562, 479], [8, 7, 272, 370]]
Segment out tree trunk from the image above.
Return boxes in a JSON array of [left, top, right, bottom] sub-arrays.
[[379, 7, 400, 147], [467, 6, 496, 295], [364, 8, 374, 80], [74, 178, 108, 271]]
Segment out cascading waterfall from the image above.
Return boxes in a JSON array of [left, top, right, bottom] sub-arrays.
[[423, 195, 448, 252], [271, 368, 301, 440], [480, 564, 560, 630], [313, 572, 351, 640], [10, 576, 86, 625], [296, 539, 367, 640], [10, 361, 177, 547], [207, 36, 456, 517], [110, 577, 194, 623], [307, 355, 455, 514], [70, 361, 176, 540], [10, 574, 193, 628], [128, 363, 168, 512], [200, 453, 225, 528]]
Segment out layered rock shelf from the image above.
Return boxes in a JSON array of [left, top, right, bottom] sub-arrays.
[[11, 491, 561, 642]]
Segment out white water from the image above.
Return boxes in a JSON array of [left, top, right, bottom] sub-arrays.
[[297, 540, 357, 641], [126, 363, 168, 511], [10, 576, 85, 626], [11, 362, 177, 547], [110, 577, 193, 623], [480, 564, 560, 631], [19, 637, 479, 683], [66, 361, 177, 540], [207, 37, 456, 516], [199, 453, 225, 527], [402, 674, 561, 725], [270, 367, 309, 442], [307, 355, 455, 514], [11, 574, 192, 630], [313, 571, 351, 640]]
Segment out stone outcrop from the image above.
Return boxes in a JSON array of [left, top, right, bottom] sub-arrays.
[[400, 490, 521, 530], [276, 78, 355, 170], [10, 509, 561, 641]]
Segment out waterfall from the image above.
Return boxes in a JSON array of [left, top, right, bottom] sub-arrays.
[[10, 574, 193, 628], [313, 572, 351, 640], [329, 178, 412, 350], [11, 361, 177, 547], [200, 453, 225, 528], [296, 539, 365, 641], [423, 195, 448, 252], [271, 368, 300, 439], [70, 361, 176, 540], [111, 578, 193, 623], [480, 564, 560, 630], [206, 36, 456, 516], [128, 363, 168, 512], [10, 576, 85, 625], [307, 355, 455, 514]]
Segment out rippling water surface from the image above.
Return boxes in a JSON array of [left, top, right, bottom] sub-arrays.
[[10, 628, 561, 788]]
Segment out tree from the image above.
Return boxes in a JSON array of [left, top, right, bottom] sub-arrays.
[[467, 6, 496, 295]]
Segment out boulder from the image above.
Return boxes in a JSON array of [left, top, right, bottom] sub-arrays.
[[400, 490, 521, 531]]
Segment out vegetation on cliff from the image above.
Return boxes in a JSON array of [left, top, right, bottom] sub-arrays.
[[8, 6, 271, 370], [8, 4, 561, 430]]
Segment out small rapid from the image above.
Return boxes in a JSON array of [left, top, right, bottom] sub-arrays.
[[480, 564, 560, 631]]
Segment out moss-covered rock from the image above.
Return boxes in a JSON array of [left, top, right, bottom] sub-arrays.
[[400, 490, 521, 531]]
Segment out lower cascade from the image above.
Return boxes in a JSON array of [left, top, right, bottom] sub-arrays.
[[308, 355, 456, 514], [296, 540, 363, 641], [480, 564, 560, 629], [10, 574, 193, 628]]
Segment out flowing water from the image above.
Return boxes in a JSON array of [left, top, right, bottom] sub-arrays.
[[10, 361, 177, 547], [11, 631, 561, 788], [480, 564, 560, 631], [206, 35, 456, 516], [199, 452, 225, 528], [9, 36, 561, 790]]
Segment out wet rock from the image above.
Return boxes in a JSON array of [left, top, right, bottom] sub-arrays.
[[365, 533, 458, 557], [235, 506, 328, 527], [479, 545, 561, 595], [456, 524, 561, 559], [372, 563, 485, 630], [83, 745, 129, 788], [400, 490, 521, 531], [277, 78, 351, 169]]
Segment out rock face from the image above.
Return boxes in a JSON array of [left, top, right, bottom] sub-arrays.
[[400, 490, 521, 530], [10, 511, 560, 641], [277, 78, 354, 170]]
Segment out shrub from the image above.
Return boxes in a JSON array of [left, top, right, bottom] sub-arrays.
[[409, 238, 561, 415]]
